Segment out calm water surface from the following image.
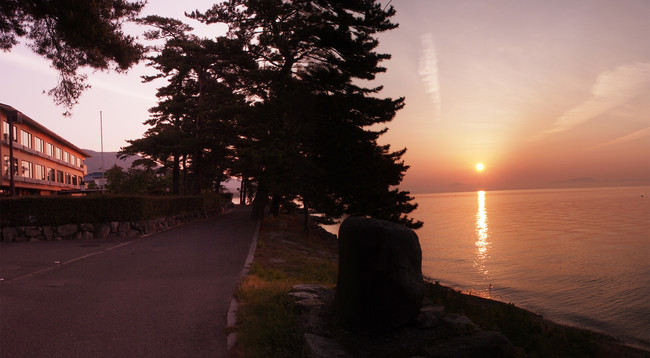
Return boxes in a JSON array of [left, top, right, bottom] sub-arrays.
[[414, 186, 650, 349]]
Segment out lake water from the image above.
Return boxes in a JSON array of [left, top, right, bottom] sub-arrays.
[[414, 186, 650, 350]]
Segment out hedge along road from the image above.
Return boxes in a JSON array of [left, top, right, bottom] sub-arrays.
[[0, 205, 259, 358]]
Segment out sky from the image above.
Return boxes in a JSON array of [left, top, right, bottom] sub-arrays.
[[1, 0, 649, 193]]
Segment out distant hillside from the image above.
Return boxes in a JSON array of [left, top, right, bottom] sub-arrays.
[[83, 149, 142, 173]]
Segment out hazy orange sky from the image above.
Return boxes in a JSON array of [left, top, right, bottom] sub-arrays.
[[1, 0, 649, 193]]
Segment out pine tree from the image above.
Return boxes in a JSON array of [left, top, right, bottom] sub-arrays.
[[121, 16, 251, 195], [192, 0, 422, 228]]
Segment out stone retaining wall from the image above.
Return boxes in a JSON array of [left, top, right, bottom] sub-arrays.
[[1, 210, 219, 243]]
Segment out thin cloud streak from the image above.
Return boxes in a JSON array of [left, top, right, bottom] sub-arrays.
[[90, 77, 156, 103], [587, 127, 650, 151], [0, 48, 155, 103], [418, 33, 442, 120], [534, 62, 650, 140], [0, 49, 52, 75]]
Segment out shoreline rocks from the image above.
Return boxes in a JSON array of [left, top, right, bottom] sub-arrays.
[[292, 284, 519, 358]]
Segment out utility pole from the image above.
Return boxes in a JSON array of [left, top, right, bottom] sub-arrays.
[[7, 110, 20, 196], [100, 111, 104, 187]]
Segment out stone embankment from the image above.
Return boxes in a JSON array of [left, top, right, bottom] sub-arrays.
[[1, 211, 217, 243]]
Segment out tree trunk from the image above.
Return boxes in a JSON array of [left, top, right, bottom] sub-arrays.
[[270, 194, 281, 216], [181, 155, 188, 195], [240, 177, 247, 205], [191, 67, 206, 195], [251, 185, 268, 220], [303, 202, 310, 234], [172, 153, 180, 195]]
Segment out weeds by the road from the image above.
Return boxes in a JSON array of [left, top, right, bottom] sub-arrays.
[[231, 214, 337, 358]]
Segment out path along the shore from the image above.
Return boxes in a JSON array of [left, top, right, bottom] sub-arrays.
[[0, 206, 258, 358]]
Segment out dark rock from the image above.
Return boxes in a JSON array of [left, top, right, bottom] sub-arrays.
[[441, 313, 477, 333], [80, 223, 94, 232], [57, 224, 78, 237], [421, 305, 446, 318], [42, 226, 54, 241], [293, 284, 332, 296], [2, 227, 18, 242], [94, 223, 111, 239], [424, 330, 520, 358], [25, 226, 42, 237], [334, 216, 424, 333], [132, 221, 146, 234], [290, 291, 324, 310], [141, 220, 157, 235], [302, 333, 352, 358], [82, 231, 94, 240], [291, 285, 337, 338], [417, 305, 446, 329], [68, 232, 83, 240], [153, 218, 166, 231], [118, 222, 131, 233], [110, 222, 119, 233], [290, 285, 333, 311], [416, 311, 438, 330], [303, 310, 333, 337]]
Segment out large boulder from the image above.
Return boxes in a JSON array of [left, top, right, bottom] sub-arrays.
[[334, 216, 424, 333]]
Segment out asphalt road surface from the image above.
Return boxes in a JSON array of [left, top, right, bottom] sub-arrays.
[[0, 206, 259, 358]]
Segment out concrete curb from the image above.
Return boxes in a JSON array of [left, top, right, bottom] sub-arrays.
[[226, 216, 262, 352]]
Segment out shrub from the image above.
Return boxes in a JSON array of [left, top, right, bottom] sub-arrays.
[[0, 194, 224, 227]]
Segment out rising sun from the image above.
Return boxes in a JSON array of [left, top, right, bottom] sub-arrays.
[[476, 163, 485, 172]]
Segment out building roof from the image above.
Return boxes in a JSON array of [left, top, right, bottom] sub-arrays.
[[0, 103, 91, 158]]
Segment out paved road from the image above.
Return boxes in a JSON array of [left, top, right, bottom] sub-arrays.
[[0, 206, 259, 358]]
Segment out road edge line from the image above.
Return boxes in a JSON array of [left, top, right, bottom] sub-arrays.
[[2, 240, 137, 283]]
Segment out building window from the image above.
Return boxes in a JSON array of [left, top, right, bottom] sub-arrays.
[[21, 130, 33, 148], [55, 147, 62, 160], [35, 137, 44, 153], [46, 143, 54, 157], [77, 157, 82, 167], [35, 164, 46, 180], [21, 160, 33, 178], [65, 172, 71, 184], [2, 121, 17, 142], [64, 151, 70, 163], [56, 170, 64, 183], [47, 168, 55, 181], [71, 154, 76, 166], [3, 156, 17, 176], [72, 175, 77, 186]]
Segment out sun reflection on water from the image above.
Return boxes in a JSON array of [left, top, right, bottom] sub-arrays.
[[474, 191, 491, 296]]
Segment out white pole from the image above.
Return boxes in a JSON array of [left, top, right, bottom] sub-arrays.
[[100, 111, 104, 182]]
